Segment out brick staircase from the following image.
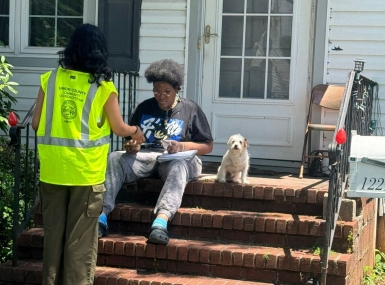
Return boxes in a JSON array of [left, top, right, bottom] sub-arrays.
[[0, 172, 376, 285]]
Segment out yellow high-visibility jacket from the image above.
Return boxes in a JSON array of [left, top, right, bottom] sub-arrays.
[[37, 67, 116, 185]]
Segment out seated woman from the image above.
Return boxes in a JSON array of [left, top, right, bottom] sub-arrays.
[[99, 58, 213, 244]]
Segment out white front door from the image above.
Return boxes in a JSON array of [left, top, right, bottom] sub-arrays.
[[201, 0, 313, 161]]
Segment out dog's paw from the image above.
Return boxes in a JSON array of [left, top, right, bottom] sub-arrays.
[[216, 173, 226, 183], [242, 179, 249, 184]]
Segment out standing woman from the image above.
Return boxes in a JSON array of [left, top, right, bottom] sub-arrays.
[[32, 23, 145, 285]]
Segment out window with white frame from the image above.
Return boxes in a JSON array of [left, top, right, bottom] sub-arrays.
[[0, 0, 96, 55], [1, 0, 141, 71]]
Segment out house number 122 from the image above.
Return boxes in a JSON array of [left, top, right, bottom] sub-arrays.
[[361, 177, 385, 190]]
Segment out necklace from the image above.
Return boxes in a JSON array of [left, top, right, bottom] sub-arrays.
[[164, 97, 179, 126], [170, 98, 178, 109]]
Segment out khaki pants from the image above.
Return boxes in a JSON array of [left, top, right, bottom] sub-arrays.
[[40, 182, 105, 285]]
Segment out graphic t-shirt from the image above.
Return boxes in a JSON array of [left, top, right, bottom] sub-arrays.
[[128, 97, 213, 148], [140, 114, 184, 144]]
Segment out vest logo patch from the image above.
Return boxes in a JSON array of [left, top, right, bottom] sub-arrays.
[[61, 100, 77, 120], [70, 75, 76, 79]]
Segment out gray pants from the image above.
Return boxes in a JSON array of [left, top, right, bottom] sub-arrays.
[[103, 149, 202, 220]]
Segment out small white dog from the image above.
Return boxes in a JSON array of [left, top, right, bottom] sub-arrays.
[[216, 134, 250, 184]]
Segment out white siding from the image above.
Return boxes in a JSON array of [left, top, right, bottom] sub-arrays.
[[325, 0, 385, 136], [7, 70, 44, 127], [137, 0, 187, 104]]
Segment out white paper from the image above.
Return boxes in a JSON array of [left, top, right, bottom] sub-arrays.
[[157, 149, 198, 162], [161, 139, 172, 149]]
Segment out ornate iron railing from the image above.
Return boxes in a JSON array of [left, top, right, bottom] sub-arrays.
[[7, 70, 138, 265], [320, 66, 380, 284]]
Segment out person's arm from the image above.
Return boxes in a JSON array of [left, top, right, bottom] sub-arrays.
[[167, 140, 213, 156], [166, 102, 214, 155], [104, 93, 145, 143], [32, 87, 44, 131], [183, 140, 213, 155]]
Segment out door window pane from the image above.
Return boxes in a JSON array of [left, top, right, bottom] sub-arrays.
[[0, 0, 9, 46], [244, 59, 265, 98], [223, 0, 244, 13], [267, 59, 290, 99], [247, 0, 269, 13], [269, 16, 292, 57], [245, 16, 268, 56], [271, 0, 293, 14], [29, 0, 84, 47], [221, 16, 243, 56], [219, 0, 293, 100], [219, 58, 242, 98]]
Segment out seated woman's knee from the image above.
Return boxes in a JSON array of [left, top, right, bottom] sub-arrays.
[[108, 151, 123, 161], [168, 159, 189, 169]]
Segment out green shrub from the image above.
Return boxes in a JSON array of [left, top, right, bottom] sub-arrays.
[[363, 249, 385, 284], [0, 137, 16, 262], [0, 54, 20, 262]]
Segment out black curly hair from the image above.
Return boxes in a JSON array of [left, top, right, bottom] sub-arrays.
[[59, 23, 112, 85], [144, 59, 184, 90]]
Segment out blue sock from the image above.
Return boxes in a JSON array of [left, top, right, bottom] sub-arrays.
[[152, 217, 167, 229], [98, 212, 108, 228]]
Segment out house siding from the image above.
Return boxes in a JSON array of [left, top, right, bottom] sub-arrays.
[[137, 0, 187, 103], [325, 0, 385, 135]]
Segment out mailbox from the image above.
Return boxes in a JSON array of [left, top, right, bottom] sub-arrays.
[[348, 131, 385, 198]]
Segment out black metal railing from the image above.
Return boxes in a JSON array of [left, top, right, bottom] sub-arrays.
[[8, 102, 39, 266], [110, 71, 138, 152], [7, 70, 138, 265], [320, 66, 381, 284]]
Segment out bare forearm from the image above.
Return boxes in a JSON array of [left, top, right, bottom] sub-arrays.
[[182, 141, 213, 156], [112, 124, 136, 137], [32, 87, 44, 131], [104, 93, 145, 142]]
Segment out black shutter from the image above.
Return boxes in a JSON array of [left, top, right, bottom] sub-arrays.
[[98, 0, 142, 72]]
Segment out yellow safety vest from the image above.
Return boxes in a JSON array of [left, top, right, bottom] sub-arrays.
[[37, 67, 116, 185]]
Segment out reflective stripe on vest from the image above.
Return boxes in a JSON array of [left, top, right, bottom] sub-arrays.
[[38, 69, 110, 148]]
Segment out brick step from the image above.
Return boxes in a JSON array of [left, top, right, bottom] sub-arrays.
[[117, 178, 328, 216], [0, 260, 274, 285], [33, 203, 356, 252], [17, 228, 351, 284]]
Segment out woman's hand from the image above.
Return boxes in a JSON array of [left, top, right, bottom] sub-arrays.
[[123, 139, 141, 153], [166, 140, 184, 154], [131, 127, 145, 145]]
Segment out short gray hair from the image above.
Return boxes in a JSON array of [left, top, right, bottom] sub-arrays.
[[144, 58, 184, 90]]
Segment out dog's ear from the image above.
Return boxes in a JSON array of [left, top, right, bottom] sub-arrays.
[[244, 138, 249, 148], [227, 136, 233, 145]]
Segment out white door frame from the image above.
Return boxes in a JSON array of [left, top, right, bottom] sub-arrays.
[[199, 0, 315, 162]]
